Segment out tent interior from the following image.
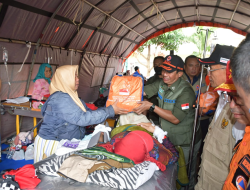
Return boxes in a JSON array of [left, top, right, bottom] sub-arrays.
[[0, 0, 248, 142]]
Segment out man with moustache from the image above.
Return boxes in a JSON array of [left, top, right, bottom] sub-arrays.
[[146, 56, 164, 125], [133, 55, 201, 190], [195, 44, 237, 190], [182, 55, 207, 97]]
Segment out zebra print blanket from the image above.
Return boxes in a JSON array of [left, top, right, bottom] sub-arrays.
[[36, 153, 72, 177], [86, 161, 157, 189], [35, 154, 157, 189]]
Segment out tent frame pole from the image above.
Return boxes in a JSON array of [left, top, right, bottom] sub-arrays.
[[229, 0, 241, 26], [82, 0, 145, 39], [100, 56, 111, 90], [150, 0, 170, 27], [24, 0, 67, 96]]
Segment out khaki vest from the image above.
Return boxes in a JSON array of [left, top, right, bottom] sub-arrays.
[[182, 73, 207, 96], [157, 78, 200, 146], [195, 103, 236, 190]]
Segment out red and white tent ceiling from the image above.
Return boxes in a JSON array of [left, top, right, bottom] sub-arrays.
[[0, 0, 248, 59]]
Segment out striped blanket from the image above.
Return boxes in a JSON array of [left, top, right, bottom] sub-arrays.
[[86, 161, 157, 189]]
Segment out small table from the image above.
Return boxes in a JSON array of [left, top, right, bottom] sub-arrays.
[[2, 102, 43, 137]]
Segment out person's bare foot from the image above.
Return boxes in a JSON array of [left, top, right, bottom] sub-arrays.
[[98, 132, 104, 142]]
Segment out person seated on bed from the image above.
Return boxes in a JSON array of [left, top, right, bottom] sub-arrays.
[[34, 65, 128, 163], [32, 63, 53, 109]]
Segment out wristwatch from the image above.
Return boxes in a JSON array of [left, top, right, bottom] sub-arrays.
[[149, 104, 155, 112]]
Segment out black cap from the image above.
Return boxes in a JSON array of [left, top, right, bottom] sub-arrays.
[[198, 44, 235, 65], [159, 55, 184, 73]]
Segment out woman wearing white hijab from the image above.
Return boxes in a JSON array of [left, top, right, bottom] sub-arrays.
[[34, 65, 127, 162]]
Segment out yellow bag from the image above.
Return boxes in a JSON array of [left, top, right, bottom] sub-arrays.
[[176, 146, 189, 190]]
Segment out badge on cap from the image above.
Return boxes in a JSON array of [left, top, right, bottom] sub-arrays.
[[167, 56, 171, 61], [220, 57, 229, 64]]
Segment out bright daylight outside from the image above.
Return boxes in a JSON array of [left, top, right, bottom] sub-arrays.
[[125, 27, 245, 78]]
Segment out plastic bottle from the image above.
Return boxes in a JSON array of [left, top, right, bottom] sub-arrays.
[[3, 47, 8, 63], [6, 146, 16, 159], [2, 47, 11, 85], [25, 144, 34, 160]]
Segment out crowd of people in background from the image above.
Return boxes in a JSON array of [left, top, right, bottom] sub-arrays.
[[2, 32, 250, 190], [129, 35, 250, 190]]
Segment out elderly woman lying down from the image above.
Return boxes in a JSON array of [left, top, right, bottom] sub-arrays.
[[35, 126, 179, 190], [34, 65, 128, 163]]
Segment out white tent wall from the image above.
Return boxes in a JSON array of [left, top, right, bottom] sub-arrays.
[[0, 42, 122, 141], [78, 54, 122, 102]]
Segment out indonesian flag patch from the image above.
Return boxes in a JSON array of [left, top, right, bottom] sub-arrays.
[[181, 103, 189, 110]]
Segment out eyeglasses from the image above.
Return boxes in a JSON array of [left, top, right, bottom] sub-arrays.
[[223, 93, 244, 106], [206, 66, 226, 75]]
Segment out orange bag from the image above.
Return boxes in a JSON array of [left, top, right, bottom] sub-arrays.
[[106, 75, 143, 112], [199, 90, 219, 115]]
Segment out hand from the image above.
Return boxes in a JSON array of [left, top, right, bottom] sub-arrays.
[[132, 101, 152, 115], [43, 97, 48, 101], [137, 122, 155, 133], [111, 99, 129, 115]]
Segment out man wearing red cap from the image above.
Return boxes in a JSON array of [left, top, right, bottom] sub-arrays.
[[195, 44, 240, 190], [133, 55, 201, 190]]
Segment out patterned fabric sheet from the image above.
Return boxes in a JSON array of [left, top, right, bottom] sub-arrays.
[[36, 153, 72, 177], [86, 161, 156, 190], [34, 154, 177, 190], [35, 154, 157, 189]]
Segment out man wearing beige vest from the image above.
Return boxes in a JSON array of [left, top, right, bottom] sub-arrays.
[[195, 44, 237, 190]]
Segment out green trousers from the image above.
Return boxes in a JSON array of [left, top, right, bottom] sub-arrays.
[[181, 140, 201, 190]]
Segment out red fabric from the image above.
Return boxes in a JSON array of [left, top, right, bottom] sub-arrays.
[[113, 131, 166, 171], [22, 146, 27, 151], [98, 131, 167, 171], [2, 164, 41, 189], [205, 75, 210, 86], [85, 103, 98, 110], [43, 94, 50, 98], [114, 131, 153, 164], [98, 143, 114, 153]]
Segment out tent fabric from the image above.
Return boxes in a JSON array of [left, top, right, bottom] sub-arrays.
[[0, 0, 249, 141]]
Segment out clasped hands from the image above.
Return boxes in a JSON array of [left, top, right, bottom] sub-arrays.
[[111, 99, 153, 115], [132, 100, 153, 115]]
